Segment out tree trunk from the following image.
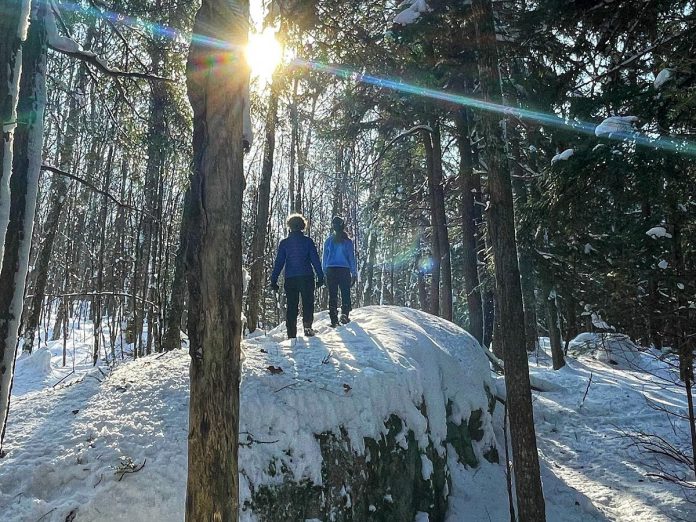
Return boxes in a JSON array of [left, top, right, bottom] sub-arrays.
[[455, 109, 483, 342], [184, 0, 248, 518], [510, 129, 538, 353], [247, 72, 280, 332], [422, 129, 441, 317], [430, 124, 452, 321], [541, 275, 565, 370], [288, 78, 298, 212], [22, 47, 93, 353], [0, 0, 30, 261], [472, 0, 546, 519], [162, 189, 191, 352], [0, 1, 48, 455], [93, 145, 114, 365]]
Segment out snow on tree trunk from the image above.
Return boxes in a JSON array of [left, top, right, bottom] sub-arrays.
[[184, 0, 248, 518], [471, 0, 546, 519], [0, 0, 47, 455], [0, 0, 31, 263]]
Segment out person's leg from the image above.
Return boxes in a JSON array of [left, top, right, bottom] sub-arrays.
[[300, 275, 315, 329], [327, 268, 339, 325], [339, 268, 352, 320], [285, 277, 300, 338]]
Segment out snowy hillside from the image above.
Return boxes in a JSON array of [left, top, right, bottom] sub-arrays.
[[0, 307, 693, 521]]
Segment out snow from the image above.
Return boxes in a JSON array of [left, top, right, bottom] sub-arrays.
[[0, 306, 497, 521], [591, 312, 614, 331], [646, 226, 672, 239], [551, 148, 574, 164], [3, 307, 695, 521], [529, 338, 696, 521], [653, 69, 672, 90], [394, 0, 432, 26], [595, 115, 639, 138], [45, 8, 81, 53], [658, 259, 669, 269], [567, 332, 642, 369]]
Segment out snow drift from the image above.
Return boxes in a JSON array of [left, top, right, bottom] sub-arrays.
[[0, 306, 499, 521]]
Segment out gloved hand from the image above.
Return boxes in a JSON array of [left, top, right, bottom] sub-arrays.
[[351, 274, 357, 287], [270, 281, 279, 292], [317, 276, 325, 288]]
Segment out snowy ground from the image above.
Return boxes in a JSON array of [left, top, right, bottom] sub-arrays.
[[0, 308, 694, 521]]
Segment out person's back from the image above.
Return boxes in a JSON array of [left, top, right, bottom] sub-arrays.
[[276, 232, 319, 279], [270, 214, 323, 338], [322, 216, 357, 327]]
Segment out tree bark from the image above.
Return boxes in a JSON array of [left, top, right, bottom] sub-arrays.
[[472, 0, 546, 519], [184, 0, 248, 518], [455, 109, 483, 342], [247, 72, 280, 332], [162, 189, 191, 352], [0, 1, 48, 455], [510, 129, 538, 353], [541, 275, 565, 370], [430, 124, 453, 321], [0, 0, 30, 261], [422, 129, 441, 317]]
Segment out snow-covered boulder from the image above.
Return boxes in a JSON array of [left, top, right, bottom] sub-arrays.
[[0, 306, 499, 522], [240, 306, 498, 521], [568, 332, 642, 369]]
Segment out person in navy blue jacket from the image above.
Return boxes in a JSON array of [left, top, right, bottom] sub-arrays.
[[271, 214, 324, 338], [323, 216, 357, 327]]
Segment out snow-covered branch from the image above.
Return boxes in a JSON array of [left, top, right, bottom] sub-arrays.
[[46, 3, 170, 82]]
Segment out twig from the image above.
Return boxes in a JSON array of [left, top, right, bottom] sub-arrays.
[[37, 508, 57, 521], [116, 459, 146, 481], [273, 382, 298, 393], [238, 433, 279, 447], [580, 372, 594, 407], [52, 369, 76, 388]]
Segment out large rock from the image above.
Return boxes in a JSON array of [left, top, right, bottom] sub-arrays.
[[239, 306, 498, 521]]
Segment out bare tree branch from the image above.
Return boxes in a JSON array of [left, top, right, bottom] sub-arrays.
[[40, 164, 138, 211]]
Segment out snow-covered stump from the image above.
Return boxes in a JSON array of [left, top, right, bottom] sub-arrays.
[[239, 306, 498, 521]]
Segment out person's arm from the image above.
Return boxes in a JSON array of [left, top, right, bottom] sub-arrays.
[[347, 239, 357, 276], [310, 239, 323, 279], [322, 238, 330, 271], [270, 241, 286, 286]]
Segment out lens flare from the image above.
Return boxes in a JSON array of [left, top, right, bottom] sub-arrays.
[[245, 28, 283, 80], [46, 1, 696, 157]]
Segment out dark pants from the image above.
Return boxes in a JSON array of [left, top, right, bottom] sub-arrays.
[[285, 275, 315, 337], [326, 267, 351, 322]]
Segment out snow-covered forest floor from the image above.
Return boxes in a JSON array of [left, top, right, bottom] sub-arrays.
[[0, 307, 694, 521]]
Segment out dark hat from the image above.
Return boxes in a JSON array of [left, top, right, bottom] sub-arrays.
[[331, 216, 345, 230]]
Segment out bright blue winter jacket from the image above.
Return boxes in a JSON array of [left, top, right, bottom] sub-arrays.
[[322, 236, 357, 276], [270, 231, 323, 284]]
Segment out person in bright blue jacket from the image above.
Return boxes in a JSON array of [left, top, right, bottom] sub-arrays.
[[271, 214, 324, 338], [322, 216, 357, 327]]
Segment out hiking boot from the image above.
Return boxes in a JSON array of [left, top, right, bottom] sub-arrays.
[[340, 314, 350, 324], [329, 317, 339, 328], [304, 327, 316, 337]]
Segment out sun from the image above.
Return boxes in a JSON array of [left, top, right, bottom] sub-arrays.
[[245, 28, 283, 80]]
